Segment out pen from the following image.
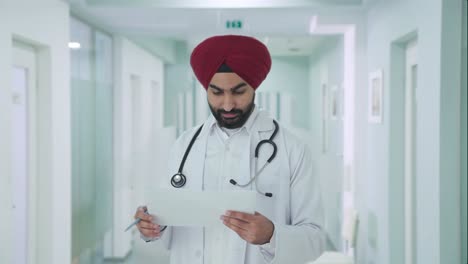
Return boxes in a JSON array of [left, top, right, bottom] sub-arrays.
[[124, 208, 148, 232]]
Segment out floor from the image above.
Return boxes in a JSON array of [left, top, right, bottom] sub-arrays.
[[78, 233, 170, 264]]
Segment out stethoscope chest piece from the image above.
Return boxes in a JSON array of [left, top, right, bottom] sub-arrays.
[[171, 173, 186, 188]]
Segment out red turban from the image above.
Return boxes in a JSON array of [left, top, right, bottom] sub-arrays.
[[190, 35, 272, 90]]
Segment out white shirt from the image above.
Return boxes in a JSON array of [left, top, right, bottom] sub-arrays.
[[203, 108, 275, 264]]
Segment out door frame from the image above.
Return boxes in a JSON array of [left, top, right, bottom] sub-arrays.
[[12, 40, 38, 264], [404, 39, 418, 264], [388, 32, 418, 264]]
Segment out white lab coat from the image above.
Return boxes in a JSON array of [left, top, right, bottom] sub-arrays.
[[158, 110, 325, 264]]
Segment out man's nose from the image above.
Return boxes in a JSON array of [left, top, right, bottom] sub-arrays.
[[222, 95, 235, 112]]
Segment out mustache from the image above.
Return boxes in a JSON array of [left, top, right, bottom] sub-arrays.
[[217, 109, 243, 115]]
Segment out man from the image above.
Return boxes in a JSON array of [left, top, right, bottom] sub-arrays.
[[134, 35, 325, 264]]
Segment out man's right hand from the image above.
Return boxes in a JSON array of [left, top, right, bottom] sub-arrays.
[[134, 206, 163, 238]]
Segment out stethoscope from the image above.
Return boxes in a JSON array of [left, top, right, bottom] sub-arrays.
[[171, 120, 279, 198]]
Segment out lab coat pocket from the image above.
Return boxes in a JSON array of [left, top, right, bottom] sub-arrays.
[[254, 162, 281, 219], [257, 184, 278, 220], [256, 160, 289, 220]]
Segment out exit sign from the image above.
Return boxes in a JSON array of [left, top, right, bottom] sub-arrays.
[[226, 20, 243, 29]]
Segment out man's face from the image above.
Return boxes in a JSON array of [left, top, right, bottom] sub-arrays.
[[207, 72, 256, 129]]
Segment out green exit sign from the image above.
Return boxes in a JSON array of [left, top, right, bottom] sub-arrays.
[[226, 20, 243, 29]]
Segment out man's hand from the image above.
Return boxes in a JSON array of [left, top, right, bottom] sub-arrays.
[[221, 211, 274, 245], [134, 206, 162, 238]]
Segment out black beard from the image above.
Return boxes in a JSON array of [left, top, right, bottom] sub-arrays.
[[209, 98, 255, 129]]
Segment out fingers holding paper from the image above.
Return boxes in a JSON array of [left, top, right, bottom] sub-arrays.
[[134, 206, 163, 238], [221, 211, 274, 245]]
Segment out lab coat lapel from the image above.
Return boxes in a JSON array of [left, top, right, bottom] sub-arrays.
[[187, 120, 211, 191], [250, 111, 276, 174]]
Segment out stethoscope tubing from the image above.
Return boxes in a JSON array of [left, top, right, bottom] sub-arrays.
[[170, 120, 279, 197], [170, 125, 204, 188]]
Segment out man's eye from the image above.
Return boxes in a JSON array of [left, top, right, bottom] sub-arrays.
[[212, 90, 222, 95], [233, 90, 245, 95]]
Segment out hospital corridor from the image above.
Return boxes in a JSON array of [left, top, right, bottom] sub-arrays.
[[0, 0, 466, 264]]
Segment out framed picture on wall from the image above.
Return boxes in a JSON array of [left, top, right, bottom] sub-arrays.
[[340, 82, 345, 121], [368, 69, 383, 123], [321, 83, 328, 153], [330, 85, 339, 121]]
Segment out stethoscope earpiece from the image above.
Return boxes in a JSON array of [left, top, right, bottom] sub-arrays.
[[230, 179, 274, 198], [229, 179, 237, 185]]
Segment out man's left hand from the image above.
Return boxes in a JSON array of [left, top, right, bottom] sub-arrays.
[[221, 211, 274, 245]]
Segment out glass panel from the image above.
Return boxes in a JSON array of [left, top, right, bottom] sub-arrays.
[[70, 18, 92, 81], [94, 33, 114, 254], [70, 16, 114, 263]]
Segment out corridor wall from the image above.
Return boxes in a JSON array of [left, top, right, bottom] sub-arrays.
[[111, 36, 173, 258], [0, 1, 71, 264], [363, 0, 464, 263], [461, 1, 467, 262]]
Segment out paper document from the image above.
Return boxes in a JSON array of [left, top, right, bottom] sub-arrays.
[[308, 252, 354, 264], [146, 189, 256, 226]]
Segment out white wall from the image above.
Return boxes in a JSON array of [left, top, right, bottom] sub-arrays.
[[0, 1, 71, 264], [112, 36, 174, 258], [363, 0, 463, 263], [438, 2, 463, 263], [461, 2, 467, 263], [262, 57, 310, 129], [131, 37, 181, 64]]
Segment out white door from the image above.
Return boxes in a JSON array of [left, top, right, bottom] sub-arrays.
[[404, 39, 418, 264], [11, 42, 37, 264]]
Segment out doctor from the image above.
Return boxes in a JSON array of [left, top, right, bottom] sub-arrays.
[[134, 35, 325, 264]]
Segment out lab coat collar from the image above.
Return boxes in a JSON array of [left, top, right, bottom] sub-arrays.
[[251, 109, 275, 133]]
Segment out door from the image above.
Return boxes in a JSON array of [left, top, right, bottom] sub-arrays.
[[11, 42, 38, 264], [404, 39, 418, 264]]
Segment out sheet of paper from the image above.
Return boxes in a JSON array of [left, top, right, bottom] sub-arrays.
[[309, 251, 354, 264], [146, 189, 256, 226]]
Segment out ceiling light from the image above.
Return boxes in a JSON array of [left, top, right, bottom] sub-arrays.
[[309, 16, 318, 33], [68, 42, 81, 49]]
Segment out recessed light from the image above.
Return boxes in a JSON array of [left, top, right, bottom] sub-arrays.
[[68, 42, 81, 49]]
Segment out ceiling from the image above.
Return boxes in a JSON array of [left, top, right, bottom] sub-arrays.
[[68, 0, 370, 59]]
